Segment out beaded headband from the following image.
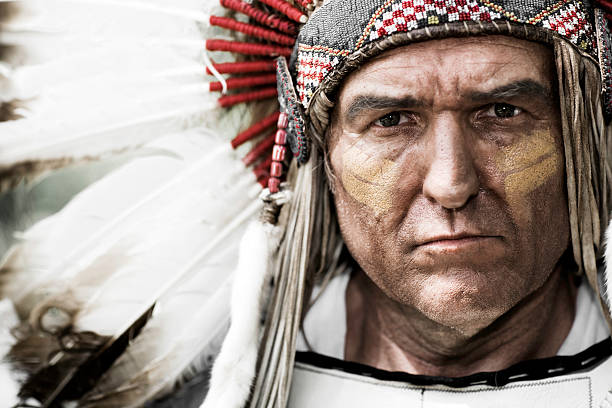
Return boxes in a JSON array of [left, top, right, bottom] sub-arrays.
[[205, 0, 612, 192]]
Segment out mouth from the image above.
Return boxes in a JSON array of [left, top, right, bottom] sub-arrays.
[[417, 234, 502, 251]]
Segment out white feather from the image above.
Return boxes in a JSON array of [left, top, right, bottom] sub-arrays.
[[20, 154, 251, 304], [2, 128, 263, 404], [0, 0, 237, 170], [72, 190, 262, 337], [0, 0, 278, 405], [0, 364, 19, 408], [81, 253, 234, 406], [2, 131, 248, 311], [75, 203, 263, 407]]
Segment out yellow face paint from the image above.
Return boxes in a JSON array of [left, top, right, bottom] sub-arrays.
[[341, 147, 401, 216], [495, 130, 562, 211]]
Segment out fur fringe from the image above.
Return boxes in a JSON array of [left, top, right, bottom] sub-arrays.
[[202, 214, 283, 408]]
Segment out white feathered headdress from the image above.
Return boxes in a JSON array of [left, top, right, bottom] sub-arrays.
[[0, 0, 327, 406], [4, 0, 612, 407]]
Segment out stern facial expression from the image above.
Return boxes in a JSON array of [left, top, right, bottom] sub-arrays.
[[329, 36, 570, 334]]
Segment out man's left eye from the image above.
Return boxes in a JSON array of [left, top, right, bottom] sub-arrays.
[[484, 103, 523, 119]]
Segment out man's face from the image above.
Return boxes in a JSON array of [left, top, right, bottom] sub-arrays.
[[329, 36, 570, 334]]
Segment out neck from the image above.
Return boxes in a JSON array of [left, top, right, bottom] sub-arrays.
[[344, 266, 577, 377]]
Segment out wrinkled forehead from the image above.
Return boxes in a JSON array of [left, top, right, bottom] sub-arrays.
[[335, 36, 555, 109]]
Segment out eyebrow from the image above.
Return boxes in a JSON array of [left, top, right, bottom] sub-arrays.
[[468, 79, 552, 103], [345, 95, 422, 122], [343, 79, 552, 122]]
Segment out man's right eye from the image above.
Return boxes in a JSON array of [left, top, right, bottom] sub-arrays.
[[483, 103, 523, 119], [374, 112, 402, 127]]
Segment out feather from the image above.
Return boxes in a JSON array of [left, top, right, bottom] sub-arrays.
[[0, 0, 280, 404], [0, 1, 24, 127], [0, 0, 237, 189], [0, 100, 23, 122], [80, 269, 232, 407], [3, 127, 262, 405], [0, 1, 19, 23], [0, 136, 253, 309], [0, 134, 240, 314], [41, 198, 261, 407]]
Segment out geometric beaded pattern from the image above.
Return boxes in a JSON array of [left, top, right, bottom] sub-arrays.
[[540, 2, 594, 49], [367, 0, 503, 44], [296, 45, 350, 106], [595, 8, 612, 119], [295, 0, 596, 109]]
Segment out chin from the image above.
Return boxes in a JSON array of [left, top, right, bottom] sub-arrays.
[[408, 273, 519, 336]]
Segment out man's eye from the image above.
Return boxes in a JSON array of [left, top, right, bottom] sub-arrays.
[[484, 103, 523, 119], [374, 112, 405, 127]]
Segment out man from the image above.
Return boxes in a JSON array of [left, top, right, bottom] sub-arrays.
[[219, 0, 612, 406], [1, 1, 612, 407], [329, 36, 574, 373], [287, 35, 612, 406]]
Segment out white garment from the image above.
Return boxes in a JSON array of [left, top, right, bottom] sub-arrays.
[[558, 281, 610, 355], [297, 272, 350, 359], [292, 275, 612, 408], [289, 352, 612, 408], [297, 274, 610, 358]]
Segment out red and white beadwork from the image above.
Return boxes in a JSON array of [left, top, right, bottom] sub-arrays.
[[369, 0, 502, 42], [268, 112, 289, 193], [296, 45, 347, 106], [541, 3, 592, 47]]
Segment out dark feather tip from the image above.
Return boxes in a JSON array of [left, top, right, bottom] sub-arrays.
[[0, 101, 25, 122], [10, 305, 155, 407]]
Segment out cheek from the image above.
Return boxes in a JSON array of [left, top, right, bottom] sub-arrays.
[[494, 129, 564, 221], [336, 140, 402, 217], [491, 128, 569, 277], [329, 140, 403, 271]]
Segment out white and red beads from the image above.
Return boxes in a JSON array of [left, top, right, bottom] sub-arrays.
[[268, 111, 289, 193]]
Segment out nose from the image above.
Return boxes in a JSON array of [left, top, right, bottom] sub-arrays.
[[421, 116, 479, 209]]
